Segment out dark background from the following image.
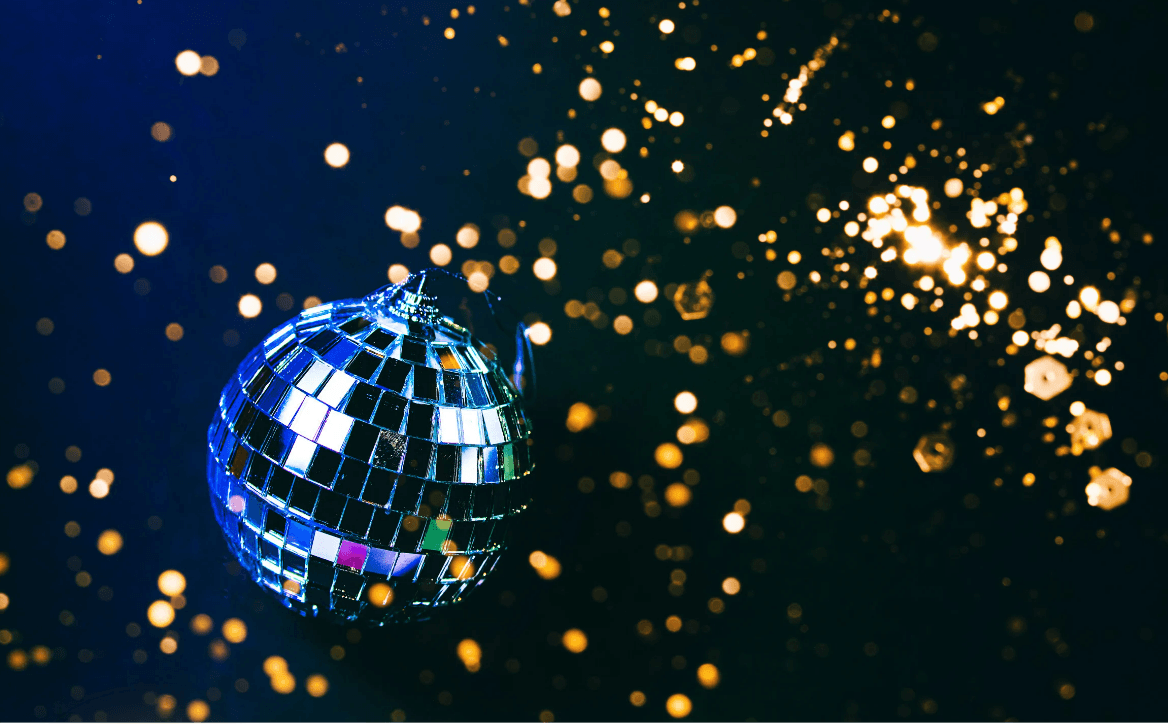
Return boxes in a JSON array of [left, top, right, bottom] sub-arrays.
[[3, 0, 1168, 720]]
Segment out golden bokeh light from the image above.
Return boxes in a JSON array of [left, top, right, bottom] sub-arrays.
[[527, 321, 552, 346], [147, 600, 175, 628], [306, 674, 329, 697], [722, 512, 745, 534], [388, 264, 410, 283], [221, 618, 247, 643], [601, 128, 627, 153], [562, 628, 588, 653], [666, 693, 693, 719], [235, 294, 262, 319], [655, 442, 683, 469], [455, 224, 480, 248], [175, 50, 201, 76], [697, 663, 720, 688], [46, 230, 66, 249], [158, 570, 186, 596], [578, 77, 602, 101], [674, 391, 697, 414], [199, 56, 219, 76], [457, 639, 482, 672], [133, 221, 169, 256], [96, 529, 123, 555], [528, 550, 562, 580]]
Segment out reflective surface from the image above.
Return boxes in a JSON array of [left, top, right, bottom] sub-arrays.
[[207, 274, 533, 624]]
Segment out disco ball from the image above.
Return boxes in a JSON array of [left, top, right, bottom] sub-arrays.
[[206, 272, 534, 624]]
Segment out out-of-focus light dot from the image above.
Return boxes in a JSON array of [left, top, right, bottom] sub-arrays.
[[722, 512, 745, 534], [634, 280, 659, 303], [670, 160, 684, 173], [1069, 401, 1086, 416], [429, 244, 453, 266], [366, 582, 394, 607], [151, 122, 173, 142], [303, 296, 322, 309], [443, 27, 455, 39], [221, 618, 247, 643], [455, 224, 480, 248], [528, 176, 552, 199], [555, 144, 580, 167], [697, 663, 720, 689], [674, 391, 697, 414], [46, 230, 66, 249], [579, 78, 602, 101], [97, 530, 123, 555], [88, 479, 110, 498], [713, 206, 737, 228], [527, 322, 552, 346], [664, 482, 692, 507], [165, 323, 184, 341], [238, 294, 262, 318], [721, 577, 741, 595], [601, 128, 627, 153], [838, 131, 855, 151], [254, 263, 277, 284], [263, 656, 288, 676], [306, 674, 329, 697], [527, 157, 551, 178], [655, 442, 683, 469], [209, 265, 228, 283], [59, 475, 78, 494], [674, 57, 696, 71], [175, 50, 201, 76], [1095, 369, 1112, 386], [190, 614, 213, 634], [630, 691, 647, 707], [467, 271, 489, 292], [862, 157, 878, 173], [160, 636, 178, 654], [134, 222, 169, 256], [881, 115, 896, 129], [7, 465, 33, 490], [187, 700, 210, 722], [384, 206, 422, 233], [1012, 330, 1028, 346], [666, 693, 693, 719], [323, 143, 350, 168], [147, 600, 175, 628], [158, 570, 186, 596], [943, 178, 964, 197], [988, 291, 1008, 310], [457, 639, 482, 672], [562, 629, 588, 653], [613, 315, 633, 335], [777, 271, 797, 290], [92, 369, 111, 386], [787, 250, 802, 264], [1097, 300, 1120, 324], [659, 19, 675, 33], [528, 550, 562, 579], [1028, 271, 1050, 293], [271, 671, 296, 694], [533, 257, 557, 280], [388, 264, 410, 284], [668, 111, 685, 126], [600, 40, 614, 53], [976, 251, 995, 270]]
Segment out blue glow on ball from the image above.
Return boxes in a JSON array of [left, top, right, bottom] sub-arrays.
[[206, 274, 534, 624]]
